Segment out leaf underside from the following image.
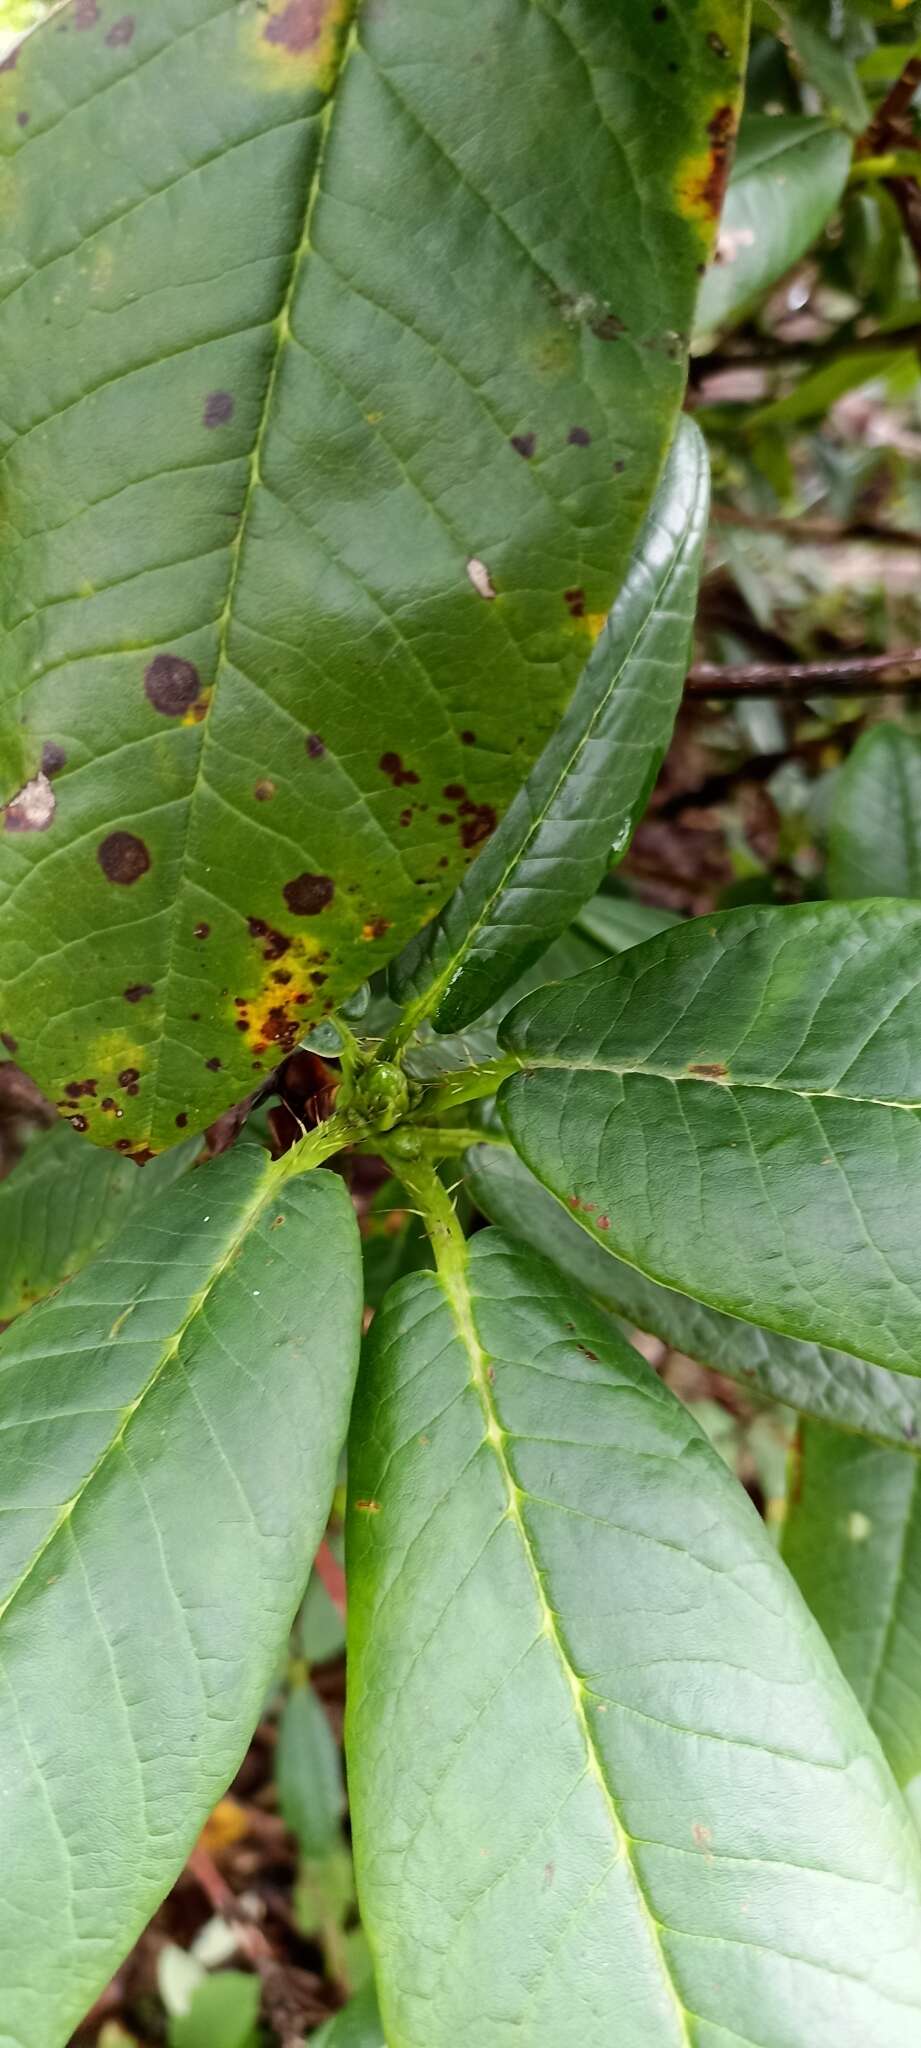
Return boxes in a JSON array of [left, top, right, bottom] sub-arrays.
[[500, 900, 921, 1376], [0, 0, 742, 1149], [347, 1232, 921, 2048], [0, 1145, 361, 2048]]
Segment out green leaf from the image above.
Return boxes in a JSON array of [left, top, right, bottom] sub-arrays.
[[347, 1231, 921, 2047], [0, 1, 745, 1151], [500, 900, 921, 1376], [0, 1142, 361, 2047], [401, 929, 604, 1086], [828, 725, 921, 899], [277, 1680, 344, 1858], [466, 1142, 921, 1452], [784, 15, 871, 130], [0, 1120, 197, 1324], [784, 1423, 921, 1827], [168, 1973, 261, 2048], [391, 419, 710, 1036], [574, 893, 681, 953], [313, 1984, 384, 2048], [746, 345, 917, 431], [694, 117, 852, 338]]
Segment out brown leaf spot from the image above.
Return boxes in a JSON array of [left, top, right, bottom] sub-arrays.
[[105, 13, 135, 43], [254, 778, 276, 801], [16, 109, 29, 127], [306, 733, 326, 759], [69, 1114, 89, 1132], [461, 729, 476, 744], [118, 1067, 139, 1088], [578, 1344, 599, 1362], [264, 0, 327, 51], [40, 741, 66, 776], [206, 1057, 222, 1071], [176, 1112, 188, 1128], [3, 771, 56, 834], [73, 0, 99, 26], [98, 832, 150, 885], [124, 983, 153, 1003], [130, 1147, 156, 1166], [247, 915, 290, 962], [688, 1061, 728, 1080], [564, 587, 586, 619], [379, 751, 419, 788], [144, 652, 201, 717], [590, 311, 625, 341], [568, 426, 591, 446], [283, 872, 334, 916], [354, 1498, 381, 1515], [362, 916, 391, 941], [460, 802, 497, 850], [700, 106, 736, 219], [597, 1214, 611, 1231], [510, 432, 536, 459], [193, 921, 210, 939], [203, 389, 234, 428]]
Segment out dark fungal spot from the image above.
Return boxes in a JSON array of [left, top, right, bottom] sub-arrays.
[[700, 105, 736, 219], [306, 733, 325, 759], [591, 311, 625, 342], [116, 1138, 133, 1151], [118, 1068, 139, 1088], [443, 783, 464, 801], [461, 730, 476, 745], [689, 1061, 728, 1079], [16, 109, 29, 127], [205, 1057, 222, 1071], [510, 432, 536, 459], [124, 983, 153, 1004], [273, 969, 293, 986], [105, 13, 135, 42], [65, 1078, 97, 1098], [41, 741, 66, 776], [101, 1097, 118, 1113], [613, 458, 627, 474], [203, 390, 234, 428], [708, 29, 729, 56], [398, 807, 413, 828], [254, 779, 275, 802], [362, 916, 391, 940], [144, 652, 200, 717], [0, 1033, 17, 1054], [310, 969, 327, 986], [283, 872, 334, 916], [564, 587, 586, 619], [176, 1113, 188, 1128], [70, 1114, 89, 1133], [264, 0, 327, 51], [98, 832, 150, 885], [131, 1148, 156, 1166], [379, 751, 419, 788], [193, 921, 210, 939], [247, 915, 290, 962], [73, 0, 99, 25], [459, 801, 497, 850], [437, 813, 454, 826], [578, 1344, 600, 1362], [568, 426, 591, 447]]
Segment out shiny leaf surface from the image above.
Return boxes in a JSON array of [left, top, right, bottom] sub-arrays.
[[828, 724, 921, 900], [466, 1142, 921, 1452], [0, 1143, 361, 2047], [392, 419, 709, 1034], [501, 901, 921, 1374], [0, 0, 744, 1148], [347, 1232, 921, 2047]]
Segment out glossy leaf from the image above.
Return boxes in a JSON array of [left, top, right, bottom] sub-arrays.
[[314, 1985, 384, 2048], [695, 116, 852, 336], [0, 1119, 197, 1324], [500, 900, 921, 1375], [392, 419, 709, 1035], [466, 1142, 921, 1452], [401, 930, 603, 1086], [0, 0, 745, 1150], [828, 724, 921, 899], [0, 1143, 361, 2047], [347, 1231, 921, 2047], [784, 1424, 921, 1827]]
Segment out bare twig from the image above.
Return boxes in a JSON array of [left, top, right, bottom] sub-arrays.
[[865, 56, 921, 154], [710, 503, 921, 549], [686, 647, 921, 699]]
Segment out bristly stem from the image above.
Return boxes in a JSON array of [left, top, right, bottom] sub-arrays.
[[379, 1149, 468, 1278]]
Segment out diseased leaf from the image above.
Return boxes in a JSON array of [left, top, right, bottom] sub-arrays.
[[784, 1424, 921, 1829], [0, 1120, 197, 1324], [500, 900, 921, 1376], [0, 0, 745, 1149], [828, 725, 921, 899], [466, 1142, 921, 1452], [0, 1143, 362, 2048], [694, 116, 852, 337], [347, 1232, 921, 2047], [391, 420, 709, 1035]]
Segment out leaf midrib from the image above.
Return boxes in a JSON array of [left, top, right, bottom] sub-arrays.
[[0, 1151, 285, 1630], [437, 1245, 692, 2048], [143, 6, 361, 1138], [514, 1057, 921, 1114]]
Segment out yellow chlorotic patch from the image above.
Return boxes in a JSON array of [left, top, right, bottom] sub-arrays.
[[675, 100, 739, 244], [251, 0, 355, 95], [181, 685, 213, 727], [232, 939, 330, 1059]]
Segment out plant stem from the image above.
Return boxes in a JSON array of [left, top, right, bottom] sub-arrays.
[[414, 1056, 519, 1120], [356, 1122, 508, 1159], [279, 1107, 363, 1180], [686, 647, 921, 699], [380, 1149, 468, 1275]]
